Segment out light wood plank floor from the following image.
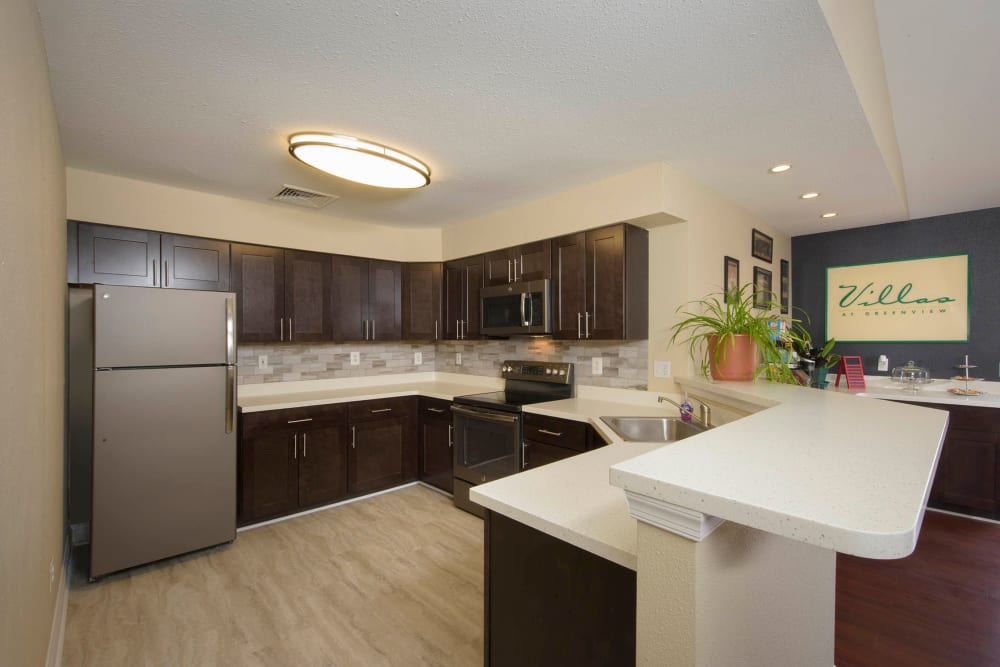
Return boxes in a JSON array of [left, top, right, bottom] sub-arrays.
[[63, 485, 484, 666]]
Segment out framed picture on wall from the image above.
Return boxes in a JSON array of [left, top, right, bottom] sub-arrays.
[[780, 259, 789, 314], [752, 228, 773, 263], [753, 266, 772, 309], [724, 256, 740, 302]]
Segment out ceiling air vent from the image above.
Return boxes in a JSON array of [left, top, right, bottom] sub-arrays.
[[271, 185, 339, 209]]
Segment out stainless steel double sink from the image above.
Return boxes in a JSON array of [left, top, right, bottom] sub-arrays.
[[600, 416, 706, 443]]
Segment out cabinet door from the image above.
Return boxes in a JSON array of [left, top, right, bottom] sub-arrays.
[[522, 440, 577, 470], [586, 225, 626, 339], [369, 260, 402, 341], [231, 244, 285, 343], [443, 262, 464, 340], [551, 231, 587, 340], [402, 262, 442, 340], [484, 248, 514, 286], [77, 223, 160, 287], [419, 399, 454, 492], [298, 425, 349, 508], [285, 250, 332, 342], [463, 259, 485, 339], [161, 234, 231, 291], [349, 418, 408, 494], [331, 255, 369, 341], [241, 430, 298, 523], [513, 239, 551, 282], [930, 429, 998, 514]]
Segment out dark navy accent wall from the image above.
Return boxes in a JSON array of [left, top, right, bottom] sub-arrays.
[[791, 207, 1000, 380]]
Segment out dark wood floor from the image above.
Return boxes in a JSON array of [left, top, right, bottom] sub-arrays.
[[836, 510, 1000, 667]]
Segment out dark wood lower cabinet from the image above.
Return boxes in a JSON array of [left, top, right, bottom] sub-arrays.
[[297, 426, 349, 508], [485, 511, 636, 667], [419, 398, 453, 492], [349, 418, 410, 494], [521, 413, 605, 471], [241, 428, 299, 523], [899, 401, 1000, 519]]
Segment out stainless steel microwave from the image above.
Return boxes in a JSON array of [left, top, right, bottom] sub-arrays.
[[480, 279, 552, 336]]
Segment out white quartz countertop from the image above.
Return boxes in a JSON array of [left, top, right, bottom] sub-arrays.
[[609, 378, 949, 559], [837, 376, 1000, 408], [238, 372, 501, 412]]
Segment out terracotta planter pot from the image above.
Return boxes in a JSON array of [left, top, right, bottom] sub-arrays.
[[708, 334, 757, 381]]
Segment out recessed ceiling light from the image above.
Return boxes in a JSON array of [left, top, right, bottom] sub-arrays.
[[821, 212, 838, 219], [800, 192, 820, 199], [288, 132, 431, 189], [768, 163, 792, 174]]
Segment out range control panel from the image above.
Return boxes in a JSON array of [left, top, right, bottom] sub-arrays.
[[500, 360, 574, 385]]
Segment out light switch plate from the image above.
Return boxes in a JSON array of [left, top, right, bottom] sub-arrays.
[[654, 360, 671, 378], [257, 355, 268, 370], [414, 351, 423, 366], [592, 356, 603, 375], [350, 351, 360, 366], [456, 352, 463, 366]]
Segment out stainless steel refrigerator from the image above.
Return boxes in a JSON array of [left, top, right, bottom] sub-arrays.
[[90, 284, 237, 578]]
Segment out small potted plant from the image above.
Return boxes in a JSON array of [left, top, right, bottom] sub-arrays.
[[787, 322, 840, 387], [669, 284, 795, 383]]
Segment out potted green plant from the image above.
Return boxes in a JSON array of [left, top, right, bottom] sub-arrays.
[[668, 284, 794, 383], [787, 322, 840, 387]]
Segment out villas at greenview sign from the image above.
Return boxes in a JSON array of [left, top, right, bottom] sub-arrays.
[[826, 254, 969, 343]]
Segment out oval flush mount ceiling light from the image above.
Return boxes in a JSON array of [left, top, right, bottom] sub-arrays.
[[821, 212, 838, 218], [288, 133, 431, 189], [768, 163, 792, 174], [799, 192, 820, 199]]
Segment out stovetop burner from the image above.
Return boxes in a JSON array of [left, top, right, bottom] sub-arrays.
[[454, 360, 574, 412]]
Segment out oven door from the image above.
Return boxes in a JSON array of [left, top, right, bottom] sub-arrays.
[[452, 404, 521, 484], [480, 279, 551, 336]]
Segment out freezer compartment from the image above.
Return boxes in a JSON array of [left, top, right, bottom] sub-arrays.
[[94, 284, 236, 368], [91, 365, 236, 578]]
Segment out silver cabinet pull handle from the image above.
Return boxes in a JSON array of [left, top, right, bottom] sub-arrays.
[[513, 257, 519, 281], [287, 418, 313, 424], [577, 312, 582, 339], [584, 311, 591, 338], [280, 317, 284, 342], [164, 260, 169, 287], [302, 433, 307, 458], [289, 317, 293, 341], [434, 319, 438, 340], [371, 320, 375, 339], [370, 408, 392, 414], [519, 255, 524, 278], [456, 320, 460, 340], [448, 424, 453, 447], [351, 425, 356, 448], [152, 257, 158, 286], [363, 319, 368, 340], [538, 429, 563, 437], [427, 407, 445, 413], [508, 259, 512, 283], [293, 433, 297, 459]]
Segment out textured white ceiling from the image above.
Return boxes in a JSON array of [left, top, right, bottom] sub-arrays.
[[34, 1, 996, 235]]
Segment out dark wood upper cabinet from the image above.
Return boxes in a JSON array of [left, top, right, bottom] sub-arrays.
[[552, 223, 648, 340], [76, 222, 159, 287], [161, 234, 231, 291], [74, 223, 231, 291], [231, 243, 285, 343], [484, 240, 551, 286], [402, 262, 442, 340], [444, 255, 484, 340], [331, 256, 401, 341], [285, 250, 332, 343]]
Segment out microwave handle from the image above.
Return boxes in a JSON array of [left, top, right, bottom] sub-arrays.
[[520, 292, 528, 326]]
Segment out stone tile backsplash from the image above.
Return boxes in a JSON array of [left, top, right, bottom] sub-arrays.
[[239, 339, 647, 389]]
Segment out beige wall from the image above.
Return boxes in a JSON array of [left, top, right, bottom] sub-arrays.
[[0, 1, 68, 665], [67, 168, 443, 261]]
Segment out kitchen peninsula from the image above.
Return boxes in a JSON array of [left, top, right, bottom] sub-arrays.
[[472, 377, 949, 666]]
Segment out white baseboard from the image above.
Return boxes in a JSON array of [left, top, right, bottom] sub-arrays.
[[46, 535, 71, 667]]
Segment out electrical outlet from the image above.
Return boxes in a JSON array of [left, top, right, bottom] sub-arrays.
[[414, 351, 422, 366], [257, 355, 268, 370], [350, 351, 360, 366], [592, 356, 603, 375], [456, 352, 463, 366], [877, 355, 889, 372], [49, 558, 55, 592], [654, 360, 671, 378]]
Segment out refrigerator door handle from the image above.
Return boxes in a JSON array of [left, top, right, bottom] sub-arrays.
[[225, 295, 236, 365], [225, 365, 236, 434]]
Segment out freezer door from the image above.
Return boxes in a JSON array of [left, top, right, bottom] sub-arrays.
[[94, 284, 236, 367], [91, 366, 236, 578]]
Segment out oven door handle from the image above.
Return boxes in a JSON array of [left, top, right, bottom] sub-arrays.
[[450, 404, 520, 424]]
